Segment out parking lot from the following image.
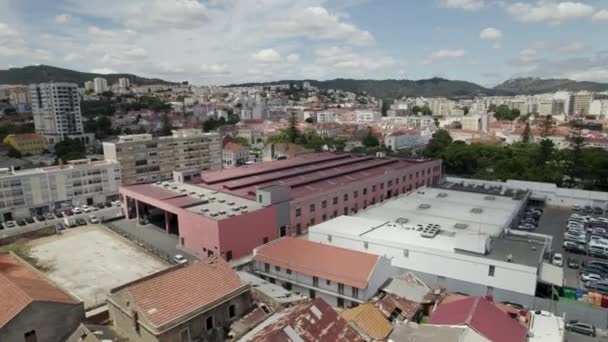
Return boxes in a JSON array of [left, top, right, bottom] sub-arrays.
[[28, 224, 168, 308]]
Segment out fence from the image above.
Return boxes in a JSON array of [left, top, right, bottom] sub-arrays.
[[104, 221, 175, 265]]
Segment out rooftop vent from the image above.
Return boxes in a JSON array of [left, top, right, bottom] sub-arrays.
[[454, 223, 469, 229], [219, 210, 227, 215], [232, 207, 240, 212], [418, 203, 431, 210], [171, 186, 178, 190], [209, 196, 216, 201], [470, 208, 483, 214], [227, 201, 235, 206], [218, 199, 226, 203], [420, 225, 440, 238], [201, 208, 210, 212], [198, 194, 206, 198], [395, 217, 409, 225], [210, 212, 218, 217], [241, 209, 248, 213], [240, 205, 248, 209], [484, 195, 496, 201], [179, 189, 187, 193], [437, 192, 448, 198], [189, 191, 196, 195]]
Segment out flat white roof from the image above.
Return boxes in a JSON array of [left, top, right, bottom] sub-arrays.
[[311, 187, 524, 254], [528, 310, 565, 342]]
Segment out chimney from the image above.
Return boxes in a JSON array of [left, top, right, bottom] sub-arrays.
[[485, 295, 494, 303]]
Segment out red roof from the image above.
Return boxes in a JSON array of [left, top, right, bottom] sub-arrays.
[[6, 133, 45, 141], [253, 237, 380, 289], [246, 298, 364, 342], [113, 257, 247, 329], [223, 142, 247, 151], [429, 296, 527, 342], [0, 253, 80, 327]]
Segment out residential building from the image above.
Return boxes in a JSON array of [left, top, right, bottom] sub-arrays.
[[199, 152, 443, 236], [84, 81, 94, 92], [0, 159, 121, 222], [0, 85, 30, 106], [103, 129, 221, 185], [118, 78, 130, 91], [223, 142, 250, 168], [30, 82, 89, 145], [236, 298, 365, 342], [429, 296, 528, 342], [108, 257, 251, 342], [93, 77, 108, 94], [355, 109, 381, 123], [384, 130, 429, 151], [3, 133, 46, 155], [590, 99, 608, 117], [0, 252, 85, 342], [317, 111, 336, 123], [309, 186, 562, 303], [570, 91, 593, 116], [252, 237, 393, 308]]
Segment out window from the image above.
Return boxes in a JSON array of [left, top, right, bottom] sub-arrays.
[[363, 188, 367, 195], [310, 218, 315, 225], [24, 330, 37, 342], [226, 250, 233, 261], [338, 283, 344, 294], [258, 194, 263, 202], [333, 210, 338, 217], [264, 263, 270, 272], [326, 279, 331, 285], [337, 297, 345, 308], [310, 203, 315, 212], [372, 185, 376, 191], [309, 289, 316, 299], [322, 200, 327, 208], [380, 183, 384, 189], [344, 194, 349, 201], [275, 265, 281, 272], [333, 197, 338, 205], [206, 316, 214, 331], [388, 180, 393, 186], [487, 286, 494, 296], [286, 269, 292, 275], [229, 304, 236, 318], [354, 191, 358, 198], [344, 207, 348, 215], [352, 287, 359, 298], [263, 237, 269, 244], [322, 214, 327, 221], [488, 265, 495, 277], [327, 235, 333, 242], [295, 208, 301, 217], [313, 276, 319, 287], [364, 241, 369, 249], [403, 249, 409, 257], [180, 328, 191, 342]]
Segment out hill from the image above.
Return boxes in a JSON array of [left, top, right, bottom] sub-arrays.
[[229, 78, 506, 98], [493, 77, 608, 94], [0, 65, 176, 86]]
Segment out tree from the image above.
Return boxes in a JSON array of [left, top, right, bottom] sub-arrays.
[[423, 129, 452, 158], [521, 122, 531, 143], [420, 105, 433, 116], [539, 115, 555, 138], [463, 106, 470, 115], [305, 117, 315, 124], [412, 105, 421, 114], [286, 112, 300, 143], [362, 129, 379, 148], [235, 136, 250, 146], [158, 113, 174, 136], [566, 118, 587, 187], [7, 146, 21, 158], [433, 117, 440, 128], [54, 138, 85, 162]]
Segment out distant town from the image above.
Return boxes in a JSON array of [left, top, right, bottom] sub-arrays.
[[1, 74, 608, 342]]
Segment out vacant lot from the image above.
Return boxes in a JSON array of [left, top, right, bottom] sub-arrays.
[[29, 225, 168, 308]]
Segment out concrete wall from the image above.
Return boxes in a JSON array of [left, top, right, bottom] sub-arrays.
[[0, 301, 84, 342], [218, 207, 278, 260], [290, 160, 443, 235], [109, 292, 251, 342]]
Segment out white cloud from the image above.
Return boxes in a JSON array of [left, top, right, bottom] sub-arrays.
[[519, 48, 537, 61], [593, 10, 608, 21], [505, 2, 594, 23], [101, 47, 147, 65], [440, 0, 485, 11], [429, 49, 466, 60], [480, 27, 502, 41], [566, 68, 608, 82], [252, 49, 282, 63], [54, 14, 71, 24], [200, 64, 228, 74], [91, 67, 116, 74], [558, 42, 587, 53], [64, 52, 82, 62], [315, 46, 395, 71], [286, 53, 300, 63]]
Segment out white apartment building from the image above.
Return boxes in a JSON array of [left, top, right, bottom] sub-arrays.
[[384, 130, 430, 151], [317, 111, 336, 123], [93, 77, 109, 94], [103, 129, 221, 185], [252, 237, 393, 308], [0, 159, 121, 222], [30, 82, 90, 145], [570, 91, 593, 116], [590, 100, 608, 117], [84, 81, 94, 92], [118, 78, 130, 91], [0, 85, 30, 106], [309, 187, 560, 306], [355, 110, 382, 123], [222, 143, 250, 168]]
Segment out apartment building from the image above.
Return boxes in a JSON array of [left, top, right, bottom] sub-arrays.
[[222, 142, 249, 168], [93, 77, 108, 94], [252, 237, 393, 308], [384, 130, 429, 151], [103, 129, 221, 185], [30, 82, 91, 145], [570, 91, 593, 116], [0, 159, 121, 222]]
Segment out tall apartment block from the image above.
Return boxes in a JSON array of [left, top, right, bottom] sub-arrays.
[[30, 82, 92, 145], [103, 129, 222, 185], [0, 159, 121, 222]]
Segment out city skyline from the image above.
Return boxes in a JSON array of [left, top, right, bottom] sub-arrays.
[[0, 0, 607, 86]]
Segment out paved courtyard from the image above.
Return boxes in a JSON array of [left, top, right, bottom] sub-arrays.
[[29, 225, 168, 308]]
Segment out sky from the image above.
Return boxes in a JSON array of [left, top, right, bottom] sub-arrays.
[[0, 0, 607, 86]]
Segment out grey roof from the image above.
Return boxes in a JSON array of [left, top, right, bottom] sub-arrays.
[[457, 235, 545, 268], [237, 271, 305, 305], [381, 273, 432, 304], [389, 323, 483, 342]]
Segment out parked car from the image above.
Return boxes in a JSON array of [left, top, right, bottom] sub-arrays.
[[72, 207, 82, 214], [64, 209, 74, 216], [586, 282, 608, 295], [82, 205, 91, 213], [3, 221, 16, 228], [572, 205, 582, 211], [563, 241, 587, 254], [173, 254, 188, 264], [584, 206, 594, 214], [16, 219, 26, 226], [522, 218, 537, 225], [568, 258, 580, 269], [588, 261, 608, 270], [139, 218, 149, 225], [54, 211, 64, 218], [55, 223, 66, 231], [593, 207, 603, 215], [581, 272, 603, 282], [45, 213, 55, 220], [104, 201, 112, 208], [112, 201, 121, 207], [24, 217, 35, 224], [565, 321, 596, 337], [518, 223, 536, 231], [552, 253, 563, 267], [35, 215, 45, 222], [96, 203, 105, 209], [88, 215, 100, 224]]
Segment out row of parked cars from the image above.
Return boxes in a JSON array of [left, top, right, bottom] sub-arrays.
[[515, 207, 543, 231], [562, 213, 608, 255], [572, 204, 604, 215], [1, 201, 121, 230]]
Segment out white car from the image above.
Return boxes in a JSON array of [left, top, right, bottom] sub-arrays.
[[112, 201, 121, 207], [518, 223, 536, 230], [581, 273, 602, 283], [173, 254, 188, 264], [88, 215, 100, 224], [72, 207, 82, 214], [82, 205, 91, 213], [552, 253, 564, 267]]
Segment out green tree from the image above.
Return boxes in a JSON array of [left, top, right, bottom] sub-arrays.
[[539, 115, 555, 138], [420, 105, 433, 116], [361, 129, 380, 148], [286, 112, 301, 143], [158, 113, 174, 136], [235, 137, 250, 146], [54, 138, 85, 163], [566, 118, 587, 187], [412, 105, 421, 114], [521, 122, 531, 143], [423, 129, 453, 158], [7, 146, 22, 158], [305, 117, 315, 124], [463, 106, 470, 115]]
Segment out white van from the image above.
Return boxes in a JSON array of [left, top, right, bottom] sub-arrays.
[[588, 241, 608, 258]]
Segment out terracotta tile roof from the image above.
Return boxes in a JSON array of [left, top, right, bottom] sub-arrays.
[[245, 298, 364, 341], [429, 296, 527, 342], [6, 133, 45, 141], [253, 237, 379, 289], [224, 142, 247, 151], [373, 293, 421, 321], [341, 303, 393, 339], [113, 257, 247, 330], [0, 253, 79, 327]]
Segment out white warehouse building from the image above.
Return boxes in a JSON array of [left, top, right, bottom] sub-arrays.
[[309, 187, 560, 305]]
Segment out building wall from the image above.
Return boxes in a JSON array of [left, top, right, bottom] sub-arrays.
[[30, 82, 83, 144], [290, 160, 443, 235], [309, 231, 538, 296], [3, 134, 46, 155], [217, 207, 278, 260], [109, 291, 251, 342], [0, 301, 84, 342]]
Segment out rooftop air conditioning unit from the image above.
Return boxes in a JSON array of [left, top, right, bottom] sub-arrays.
[[420, 225, 440, 238], [418, 203, 431, 209], [219, 210, 227, 215], [210, 212, 218, 217], [232, 207, 240, 212], [241, 205, 248, 209], [437, 192, 448, 198], [227, 201, 235, 206], [241, 209, 248, 213], [470, 208, 483, 214], [209, 197, 216, 201], [454, 223, 469, 229], [484, 196, 496, 201], [218, 199, 226, 203]]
